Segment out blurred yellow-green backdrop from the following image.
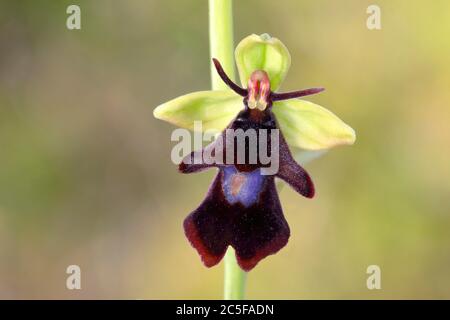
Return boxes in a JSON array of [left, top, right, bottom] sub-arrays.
[[0, 0, 449, 299]]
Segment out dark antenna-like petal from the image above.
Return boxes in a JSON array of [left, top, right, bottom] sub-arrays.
[[212, 58, 248, 97], [271, 87, 325, 101]]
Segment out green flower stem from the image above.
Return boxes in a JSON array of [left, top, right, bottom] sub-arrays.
[[209, 0, 236, 91], [224, 247, 247, 299], [208, 0, 247, 300]]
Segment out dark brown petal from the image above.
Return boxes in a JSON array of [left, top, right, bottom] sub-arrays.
[[276, 132, 315, 198]]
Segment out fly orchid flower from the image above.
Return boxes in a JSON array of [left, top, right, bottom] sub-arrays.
[[154, 34, 355, 271]]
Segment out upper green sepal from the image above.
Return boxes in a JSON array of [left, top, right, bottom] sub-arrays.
[[235, 33, 291, 91], [153, 90, 242, 132]]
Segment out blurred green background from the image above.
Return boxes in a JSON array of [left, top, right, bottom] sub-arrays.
[[0, 0, 449, 299]]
